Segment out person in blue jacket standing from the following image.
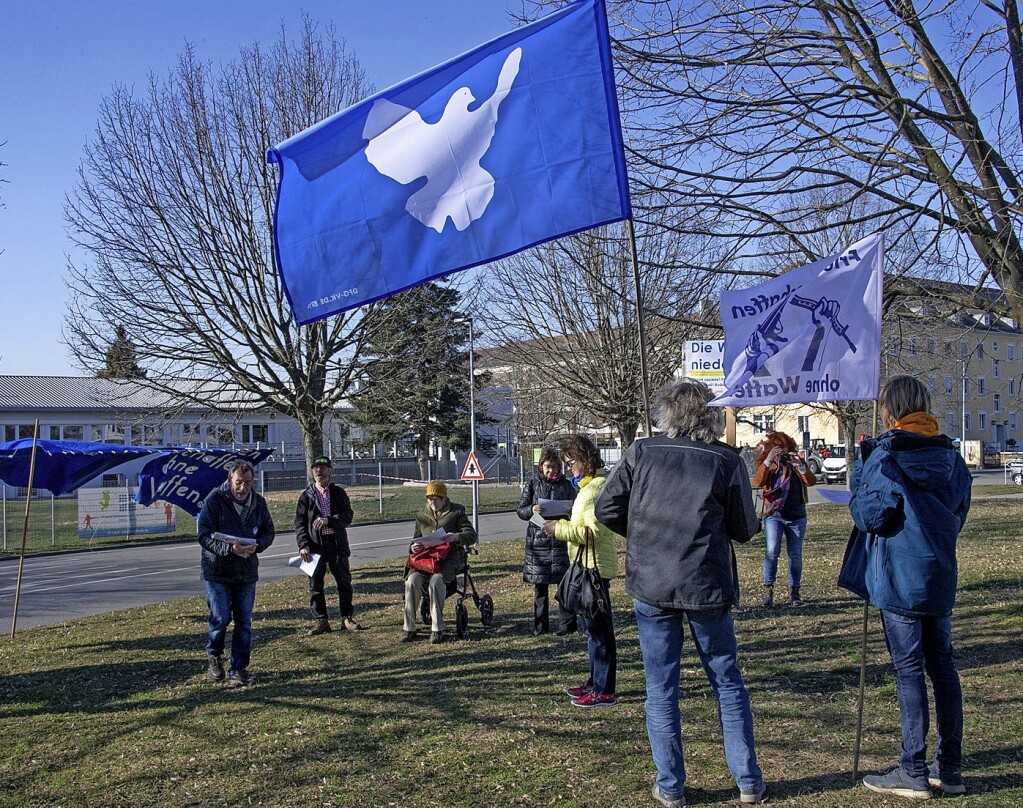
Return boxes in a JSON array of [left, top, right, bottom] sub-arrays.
[[850, 375, 971, 800]]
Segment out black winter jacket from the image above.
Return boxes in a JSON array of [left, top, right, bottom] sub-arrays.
[[594, 435, 758, 610], [198, 484, 275, 584], [295, 483, 354, 557], [516, 473, 576, 585]]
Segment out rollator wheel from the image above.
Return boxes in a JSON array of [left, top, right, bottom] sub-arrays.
[[421, 597, 431, 626], [479, 594, 494, 626], [455, 603, 470, 638]]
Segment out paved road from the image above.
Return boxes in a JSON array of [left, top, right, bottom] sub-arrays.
[[0, 510, 525, 632]]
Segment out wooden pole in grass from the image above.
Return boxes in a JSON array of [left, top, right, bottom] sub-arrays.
[[10, 418, 40, 638], [851, 398, 879, 783]]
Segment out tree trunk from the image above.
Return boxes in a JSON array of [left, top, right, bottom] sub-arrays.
[[297, 410, 325, 481]]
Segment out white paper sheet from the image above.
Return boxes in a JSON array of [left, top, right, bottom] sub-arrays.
[[287, 553, 322, 577]]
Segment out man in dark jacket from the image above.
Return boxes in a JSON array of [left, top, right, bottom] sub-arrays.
[[594, 378, 765, 807], [198, 460, 275, 686], [295, 455, 360, 636], [850, 376, 971, 800]]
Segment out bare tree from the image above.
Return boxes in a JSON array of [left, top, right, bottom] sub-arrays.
[[64, 20, 381, 470], [607, 0, 1023, 323], [483, 223, 707, 447]]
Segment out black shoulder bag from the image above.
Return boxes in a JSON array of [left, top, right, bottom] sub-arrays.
[[555, 527, 608, 619]]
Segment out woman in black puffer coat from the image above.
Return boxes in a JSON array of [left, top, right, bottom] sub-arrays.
[[517, 446, 577, 636]]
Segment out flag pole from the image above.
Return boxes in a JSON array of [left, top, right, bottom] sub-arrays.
[[10, 418, 40, 639], [626, 218, 652, 438], [851, 398, 879, 783]]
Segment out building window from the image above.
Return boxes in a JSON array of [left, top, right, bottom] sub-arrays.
[[3, 425, 15, 442], [979, 412, 987, 431], [182, 424, 202, 445], [752, 414, 775, 434], [946, 413, 955, 434], [240, 424, 269, 444], [927, 338, 936, 355], [960, 340, 969, 359], [140, 424, 163, 446], [1009, 343, 1016, 361], [89, 425, 103, 442], [1010, 378, 1017, 397], [49, 425, 61, 440], [964, 378, 971, 396], [1012, 412, 1018, 430], [979, 377, 986, 395], [994, 394, 1002, 413], [64, 425, 83, 441], [994, 359, 1001, 378], [213, 426, 236, 445], [891, 337, 901, 357], [927, 374, 937, 392], [944, 376, 954, 394], [964, 412, 971, 431], [944, 339, 954, 356], [909, 338, 918, 356], [993, 340, 999, 353], [104, 424, 127, 445], [978, 343, 986, 360]]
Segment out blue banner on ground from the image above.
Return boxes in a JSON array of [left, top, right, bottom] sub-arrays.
[[267, 0, 631, 324]]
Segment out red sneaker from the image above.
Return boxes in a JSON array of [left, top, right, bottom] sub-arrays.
[[572, 692, 617, 708], [565, 684, 592, 699]]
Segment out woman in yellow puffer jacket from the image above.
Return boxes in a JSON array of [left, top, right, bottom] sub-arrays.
[[542, 434, 621, 708]]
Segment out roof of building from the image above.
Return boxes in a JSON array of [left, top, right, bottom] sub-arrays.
[[0, 376, 264, 413]]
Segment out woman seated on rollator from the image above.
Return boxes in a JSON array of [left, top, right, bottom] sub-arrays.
[[401, 481, 477, 644]]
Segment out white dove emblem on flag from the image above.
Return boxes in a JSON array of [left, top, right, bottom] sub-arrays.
[[363, 48, 522, 233]]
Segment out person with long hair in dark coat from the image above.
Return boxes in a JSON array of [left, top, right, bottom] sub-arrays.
[[517, 446, 577, 636]]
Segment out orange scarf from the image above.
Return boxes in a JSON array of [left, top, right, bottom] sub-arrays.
[[892, 411, 939, 436]]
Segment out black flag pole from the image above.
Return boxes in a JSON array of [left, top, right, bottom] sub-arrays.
[[851, 398, 879, 783], [626, 218, 652, 438]]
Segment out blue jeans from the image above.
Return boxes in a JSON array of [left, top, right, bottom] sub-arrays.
[[762, 515, 806, 588], [578, 578, 616, 694], [634, 600, 763, 797], [881, 611, 963, 778], [205, 580, 256, 673]]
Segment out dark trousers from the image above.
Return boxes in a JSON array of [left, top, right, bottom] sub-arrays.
[[309, 552, 354, 620], [533, 583, 577, 632], [578, 577, 616, 695]]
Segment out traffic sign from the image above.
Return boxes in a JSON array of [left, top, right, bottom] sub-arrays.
[[460, 451, 485, 481]]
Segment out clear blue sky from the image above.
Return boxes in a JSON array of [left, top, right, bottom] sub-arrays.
[[0, 1, 516, 376]]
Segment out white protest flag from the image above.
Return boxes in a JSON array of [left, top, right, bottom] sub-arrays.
[[711, 233, 884, 407]]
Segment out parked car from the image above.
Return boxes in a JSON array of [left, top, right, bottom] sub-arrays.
[[821, 445, 857, 484], [1007, 458, 1023, 486]]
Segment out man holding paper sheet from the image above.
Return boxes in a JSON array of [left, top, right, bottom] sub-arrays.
[[198, 461, 275, 686], [295, 455, 359, 636]]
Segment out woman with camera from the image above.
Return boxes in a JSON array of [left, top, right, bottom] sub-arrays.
[[752, 431, 816, 607]]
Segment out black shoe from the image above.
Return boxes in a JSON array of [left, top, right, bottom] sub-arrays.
[[430, 631, 445, 644], [207, 654, 225, 682], [399, 630, 416, 643], [533, 625, 548, 636], [228, 668, 255, 687]]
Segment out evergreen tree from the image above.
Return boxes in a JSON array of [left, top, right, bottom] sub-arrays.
[[97, 325, 147, 379], [351, 283, 491, 479]]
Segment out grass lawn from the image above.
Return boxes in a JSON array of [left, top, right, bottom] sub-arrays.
[[1, 501, 1020, 807]]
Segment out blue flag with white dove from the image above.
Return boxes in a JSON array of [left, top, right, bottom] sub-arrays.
[[267, 0, 631, 324], [711, 233, 884, 406]]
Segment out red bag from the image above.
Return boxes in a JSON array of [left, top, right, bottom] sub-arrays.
[[408, 542, 451, 574]]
